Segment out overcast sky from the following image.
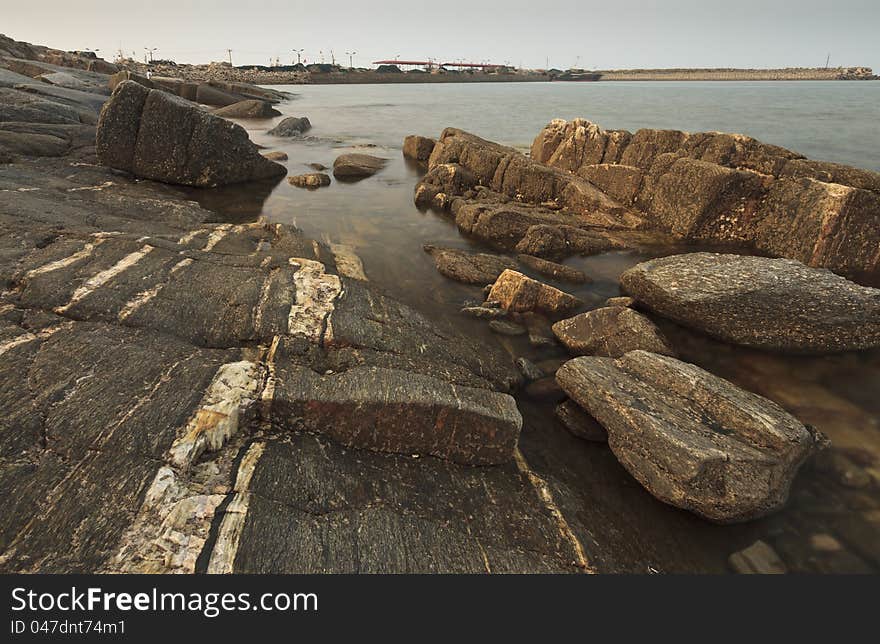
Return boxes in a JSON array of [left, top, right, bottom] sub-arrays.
[[4, 0, 878, 71]]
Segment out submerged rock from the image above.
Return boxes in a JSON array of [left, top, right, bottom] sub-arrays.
[[552, 306, 675, 358], [213, 99, 282, 119], [487, 269, 582, 315], [333, 152, 387, 179], [96, 81, 286, 187], [728, 541, 787, 574], [288, 172, 330, 188], [489, 320, 527, 336], [423, 244, 516, 285], [556, 350, 823, 523], [261, 150, 288, 161], [620, 253, 880, 353], [517, 254, 590, 283], [267, 116, 311, 136], [555, 400, 607, 442]]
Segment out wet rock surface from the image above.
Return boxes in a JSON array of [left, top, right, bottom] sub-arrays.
[[423, 244, 516, 284], [213, 99, 282, 119], [267, 116, 311, 137], [621, 253, 880, 353], [333, 152, 387, 179], [288, 172, 331, 188], [557, 351, 824, 523]]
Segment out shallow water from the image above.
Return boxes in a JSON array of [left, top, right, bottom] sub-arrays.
[[192, 81, 880, 572]]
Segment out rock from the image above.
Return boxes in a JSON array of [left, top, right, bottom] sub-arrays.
[[96, 81, 286, 187], [267, 116, 311, 137], [515, 224, 625, 260], [333, 153, 387, 180], [555, 400, 607, 442], [516, 254, 590, 283], [460, 306, 507, 320], [109, 70, 154, 91], [556, 351, 822, 522], [728, 541, 787, 574], [195, 83, 246, 107], [488, 270, 582, 315], [308, 162, 327, 171], [551, 306, 675, 358], [288, 172, 331, 188], [578, 164, 643, 205], [753, 177, 880, 279], [273, 364, 522, 465], [0, 130, 68, 157], [815, 451, 873, 489], [519, 312, 556, 347], [619, 129, 690, 169], [403, 134, 436, 162], [489, 320, 526, 336], [414, 163, 478, 208], [515, 357, 544, 381], [213, 99, 282, 119], [809, 534, 843, 553], [605, 296, 635, 308], [524, 377, 566, 402], [645, 157, 769, 240], [620, 253, 880, 353], [429, 128, 632, 220], [261, 151, 288, 161], [423, 244, 516, 285]]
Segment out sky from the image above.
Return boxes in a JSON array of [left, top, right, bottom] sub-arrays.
[[2, 0, 878, 72]]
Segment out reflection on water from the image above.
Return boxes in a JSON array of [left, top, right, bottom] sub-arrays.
[[192, 82, 879, 572]]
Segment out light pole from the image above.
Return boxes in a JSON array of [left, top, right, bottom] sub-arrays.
[[292, 49, 303, 64], [345, 51, 356, 68], [144, 47, 157, 63]]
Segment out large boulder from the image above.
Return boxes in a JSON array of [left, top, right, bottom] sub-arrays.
[[267, 116, 311, 137], [552, 306, 675, 357], [213, 99, 281, 119], [333, 153, 387, 179], [96, 81, 286, 187], [620, 253, 880, 353], [487, 269, 582, 315], [423, 244, 516, 284], [556, 351, 823, 522], [403, 134, 436, 162], [753, 177, 880, 279]]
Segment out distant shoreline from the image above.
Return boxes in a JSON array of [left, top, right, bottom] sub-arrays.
[[176, 67, 878, 85]]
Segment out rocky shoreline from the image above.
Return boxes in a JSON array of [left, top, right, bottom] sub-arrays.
[[2, 34, 880, 573]]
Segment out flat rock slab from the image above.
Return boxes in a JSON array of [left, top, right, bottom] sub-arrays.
[[423, 244, 516, 284], [552, 305, 675, 357], [273, 364, 522, 465], [621, 252, 880, 353], [488, 269, 583, 315], [226, 435, 581, 573], [333, 153, 387, 179], [556, 350, 821, 523]]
